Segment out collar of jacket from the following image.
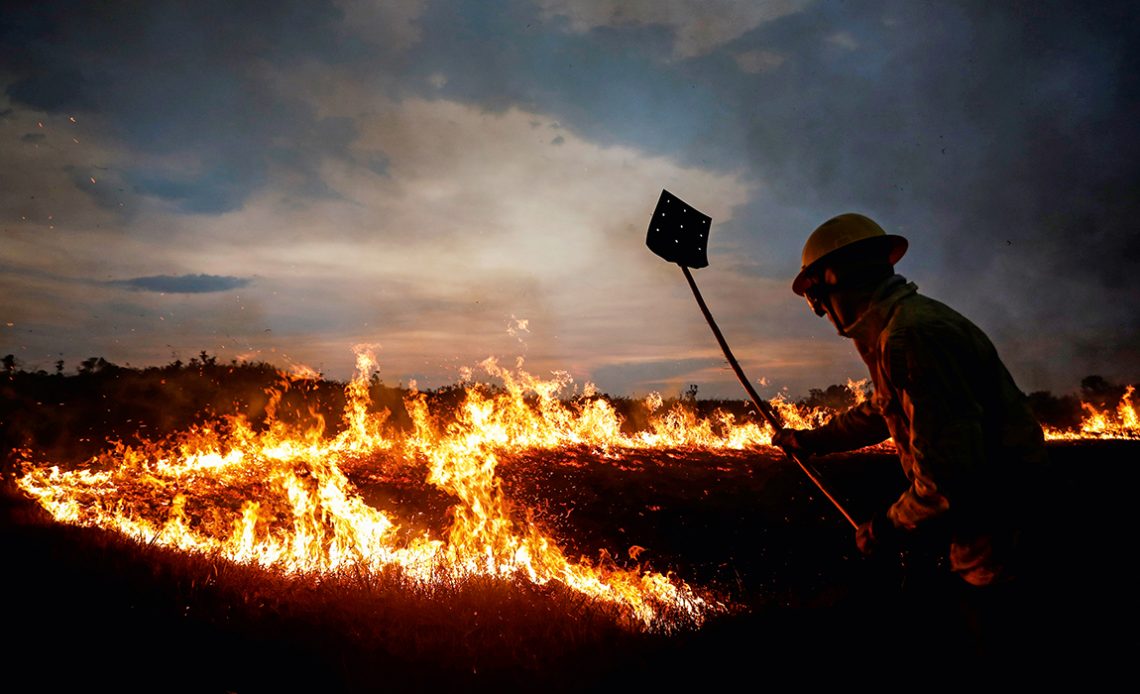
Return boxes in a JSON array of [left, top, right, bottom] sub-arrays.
[[842, 274, 917, 347]]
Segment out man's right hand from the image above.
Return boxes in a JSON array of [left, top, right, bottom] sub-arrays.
[[772, 428, 816, 457]]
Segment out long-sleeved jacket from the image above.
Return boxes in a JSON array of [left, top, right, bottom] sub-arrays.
[[804, 275, 1047, 585]]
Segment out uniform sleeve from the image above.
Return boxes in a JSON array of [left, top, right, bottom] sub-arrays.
[[802, 399, 891, 454], [884, 327, 986, 530]]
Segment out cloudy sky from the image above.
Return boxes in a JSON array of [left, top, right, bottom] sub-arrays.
[[2, 0, 1137, 399]]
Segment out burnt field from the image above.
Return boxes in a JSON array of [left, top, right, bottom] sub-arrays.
[[1, 364, 1137, 691], [4, 441, 1137, 691]]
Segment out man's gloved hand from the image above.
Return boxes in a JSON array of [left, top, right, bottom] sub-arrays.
[[771, 428, 818, 457], [855, 511, 902, 557]]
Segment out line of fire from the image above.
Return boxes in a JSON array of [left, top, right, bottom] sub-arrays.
[[4, 345, 1136, 633]]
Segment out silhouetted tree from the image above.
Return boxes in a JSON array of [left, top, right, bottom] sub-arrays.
[[801, 384, 856, 411], [77, 357, 118, 375], [1027, 390, 1082, 431], [2, 354, 16, 375], [1080, 374, 1125, 410]]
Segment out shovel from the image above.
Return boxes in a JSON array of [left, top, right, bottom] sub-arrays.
[[645, 189, 856, 527]]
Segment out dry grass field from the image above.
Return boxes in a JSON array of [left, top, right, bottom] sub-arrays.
[[2, 364, 1136, 691]]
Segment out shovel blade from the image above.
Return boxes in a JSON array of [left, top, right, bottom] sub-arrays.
[[645, 189, 711, 268]]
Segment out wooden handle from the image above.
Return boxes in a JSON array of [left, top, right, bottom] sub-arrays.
[[679, 265, 857, 528]]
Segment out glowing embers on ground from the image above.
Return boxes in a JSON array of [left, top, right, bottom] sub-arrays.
[[1044, 385, 1139, 440], [16, 350, 813, 632]]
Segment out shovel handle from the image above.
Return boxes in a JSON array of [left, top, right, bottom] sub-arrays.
[[679, 264, 858, 528]]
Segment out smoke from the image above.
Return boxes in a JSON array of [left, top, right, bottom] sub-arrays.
[[734, 0, 1140, 390]]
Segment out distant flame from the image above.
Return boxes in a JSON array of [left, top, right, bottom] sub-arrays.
[[1044, 385, 1139, 440], [288, 363, 322, 381]]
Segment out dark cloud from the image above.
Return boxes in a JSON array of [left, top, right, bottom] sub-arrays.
[[20, 132, 44, 143], [112, 274, 252, 294], [725, 0, 1140, 388], [7, 69, 93, 111], [63, 165, 136, 214], [1, 0, 359, 215], [405, 1, 723, 156], [126, 166, 266, 215], [1, 0, 1135, 393], [392, 0, 1137, 389], [362, 152, 390, 177]]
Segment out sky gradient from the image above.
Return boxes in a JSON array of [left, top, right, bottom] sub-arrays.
[[2, 0, 1137, 399]]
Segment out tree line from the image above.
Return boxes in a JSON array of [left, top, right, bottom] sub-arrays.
[[2, 352, 1134, 469]]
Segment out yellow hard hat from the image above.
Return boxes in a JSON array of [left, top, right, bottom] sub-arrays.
[[792, 213, 908, 295]]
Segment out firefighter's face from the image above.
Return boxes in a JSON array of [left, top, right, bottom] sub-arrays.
[[804, 285, 828, 317], [801, 266, 840, 318], [804, 266, 858, 337]]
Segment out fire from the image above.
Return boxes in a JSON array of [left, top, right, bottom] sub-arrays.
[[15, 344, 1130, 630], [17, 348, 836, 632], [845, 378, 870, 406], [1044, 385, 1139, 440], [17, 337, 1133, 633]]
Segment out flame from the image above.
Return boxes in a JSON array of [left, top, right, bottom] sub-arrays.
[[20, 348, 857, 632], [20, 350, 1126, 631], [1044, 385, 1139, 440], [845, 378, 870, 406]]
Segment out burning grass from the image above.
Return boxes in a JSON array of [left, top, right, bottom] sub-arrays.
[[1043, 385, 1139, 440], [3, 349, 1138, 688], [14, 348, 825, 634]]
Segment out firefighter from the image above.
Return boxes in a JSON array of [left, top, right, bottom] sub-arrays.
[[773, 212, 1048, 587]]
